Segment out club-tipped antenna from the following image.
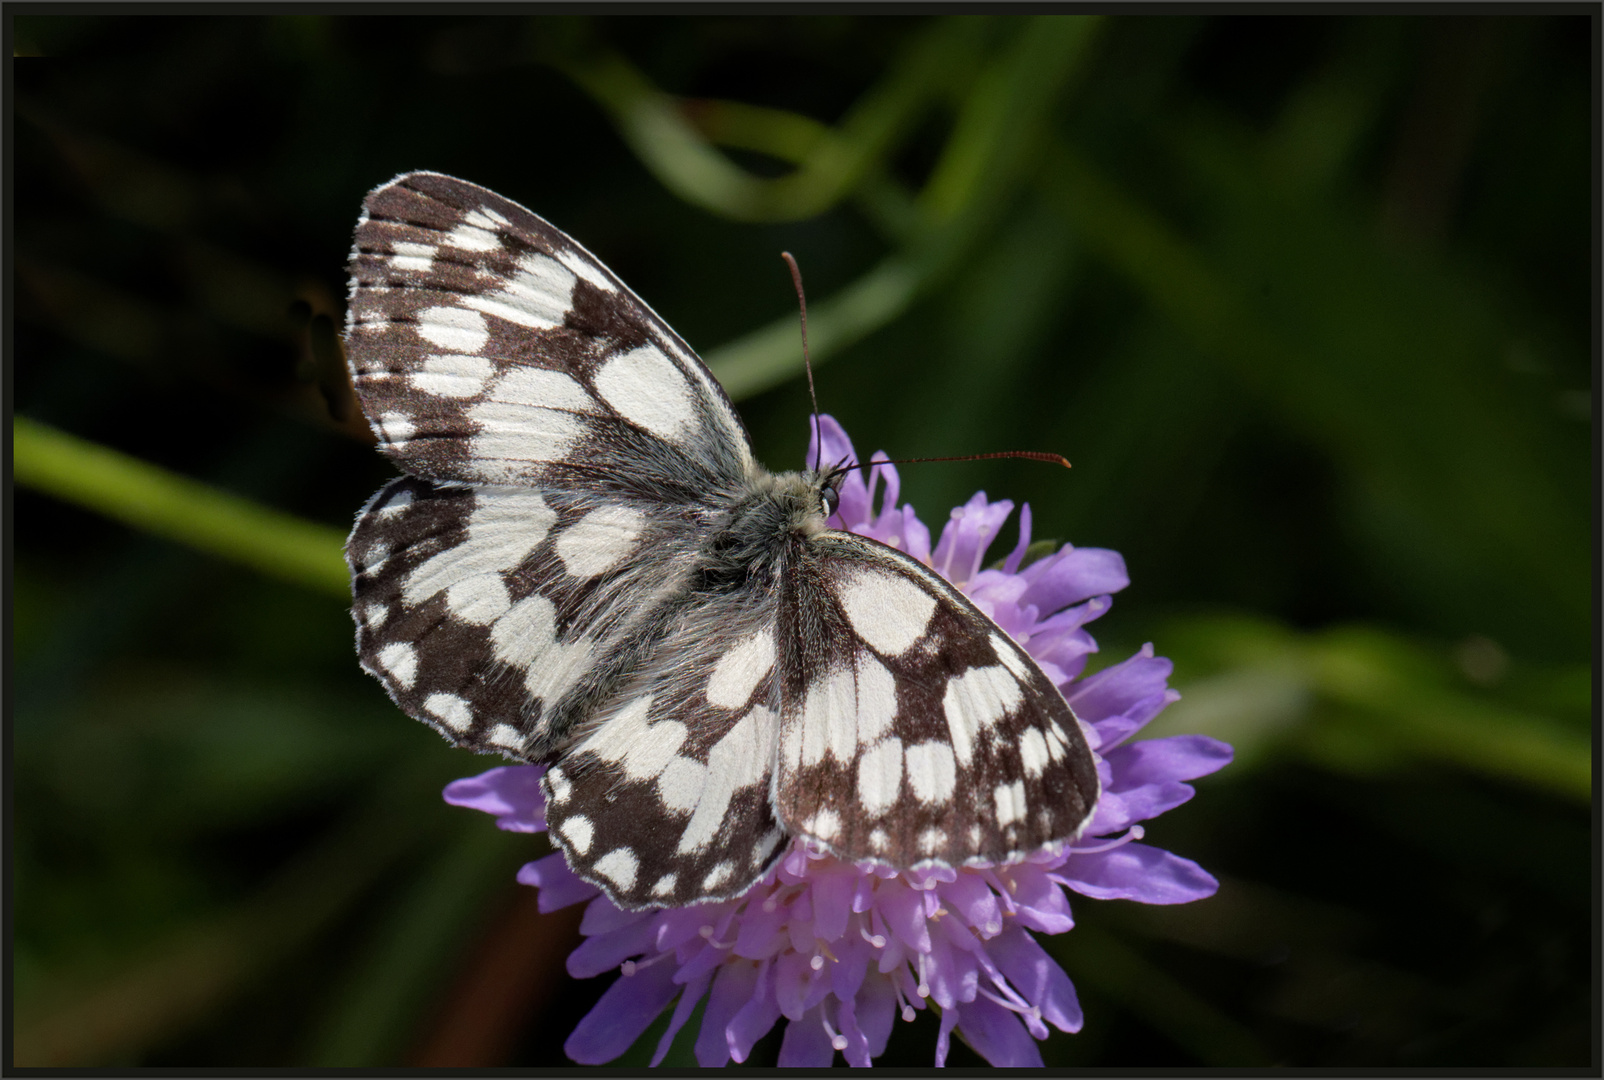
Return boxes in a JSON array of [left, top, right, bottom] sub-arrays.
[[781, 252, 822, 473]]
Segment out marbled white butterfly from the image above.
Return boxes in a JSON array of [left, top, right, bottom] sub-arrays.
[[345, 172, 1100, 909]]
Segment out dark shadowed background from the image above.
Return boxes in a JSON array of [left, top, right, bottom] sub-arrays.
[[10, 12, 1596, 1069]]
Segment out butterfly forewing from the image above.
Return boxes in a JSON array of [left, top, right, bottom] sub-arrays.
[[773, 534, 1100, 868], [347, 171, 753, 494]]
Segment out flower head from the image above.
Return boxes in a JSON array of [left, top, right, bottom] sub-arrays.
[[445, 415, 1231, 1066]]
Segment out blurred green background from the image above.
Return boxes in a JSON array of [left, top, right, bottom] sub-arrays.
[[10, 13, 1595, 1068]]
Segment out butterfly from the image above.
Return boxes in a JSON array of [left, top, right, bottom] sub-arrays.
[[344, 171, 1100, 910]]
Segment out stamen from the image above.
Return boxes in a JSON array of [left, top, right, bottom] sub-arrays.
[[1071, 825, 1145, 856], [893, 980, 917, 1022], [620, 950, 673, 977], [860, 924, 887, 949], [984, 971, 1032, 1013], [820, 1012, 849, 1052], [810, 953, 825, 971], [977, 985, 1027, 1015], [697, 925, 736, 949], [915, 953, 931, 998]]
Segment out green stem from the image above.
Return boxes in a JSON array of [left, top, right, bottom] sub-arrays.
[[13, 416, 350, 598]]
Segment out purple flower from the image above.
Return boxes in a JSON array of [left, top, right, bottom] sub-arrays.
[[444, 415, 1231, 1066]]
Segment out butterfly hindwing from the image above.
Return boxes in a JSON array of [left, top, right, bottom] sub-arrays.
[[773, 533, 1101, 869], [349, 475, 716, 761], [347, 171, 753, 497], [542, 588, 789, 909]]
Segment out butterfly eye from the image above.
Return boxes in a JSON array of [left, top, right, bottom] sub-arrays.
[[820, 484, 840, 520]]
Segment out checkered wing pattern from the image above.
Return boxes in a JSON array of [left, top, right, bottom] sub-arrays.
[[346, 171, 754, 495], [774, 533, 1100, 869]]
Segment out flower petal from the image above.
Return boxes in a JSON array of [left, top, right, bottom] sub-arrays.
[[987, 925, 1083, 1033], [778, 1003, 838, 1067], [1112, 734, 1234, 785], [808, 413, 858, 474], [1007, 864, 1075, 934], [442, 765, 546, 832], [1065, 644, 1174, 726], [1061, 842, 1219, 904], [563, 958, 681, 1064], [852, 972, 898, 1058], [877, 880, 933, 952], [934, 1002, 961, 1066], [694, 959, 758, 1066], [516, 852, 599, 913], [1002, 503, 1034, 574], [726, 963, 781, 1063], [652, 970, 711, 1065], [1021, 545, 1129, 612], [955, 994, 1044, 1067], [566, 914, 658, 979], [810, 862, 857, 941]]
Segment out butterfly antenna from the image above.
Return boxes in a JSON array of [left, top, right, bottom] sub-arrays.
[[781, 252, 822, 473], [836, 450, 1072, 473]]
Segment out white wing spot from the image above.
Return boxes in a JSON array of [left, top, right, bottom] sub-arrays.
[[592, 345, 696, 442], [992, 633, 1033, 680], [376, 642, 418, 689], [593, 848, 639, 891], [546, 768, 571, 803], [424, 692, 473, 732], [796, 665, 856, 768], [359, 539, 390, 573], [703, 861, 734, 892], [941, 664, 1022, 766], [919, 827, 946, 855], [489, 593, 595, 704], [466, 403, 586, 478], [676, 706, 775, 854], [362, 602, 388, 628], [580, 696, 688, 782], [472, 207, 510, 226], [462, 251, 576, 330], [706, 627, 776, 709], [994, 779, 1028, 828], [856, 737, 904, 815], [376, 411, 414, 445], [404, 490, 556, 606], [412, 354, 494, 398], [657, 756, 707, 814], [416, 305, 489, 353], [376, 489, 412, 516], [485, 366, 598, 413], [444, 574, 511, 625], [651, 873, 678, 898], [904, 742, 957, 805], [1018, 727, 1050, 778], [557, 247, 617, 293], [854, 652, 898, 744], [805, 807, 841, 842], [444, 220, 500, 252], [869, 828, 890, 853], [561, 815, 594, 855], [389, 241, 435, 273], [555, 505, 646, 579], [488, 723, 525, 751], [837, 569, 937, 657]]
